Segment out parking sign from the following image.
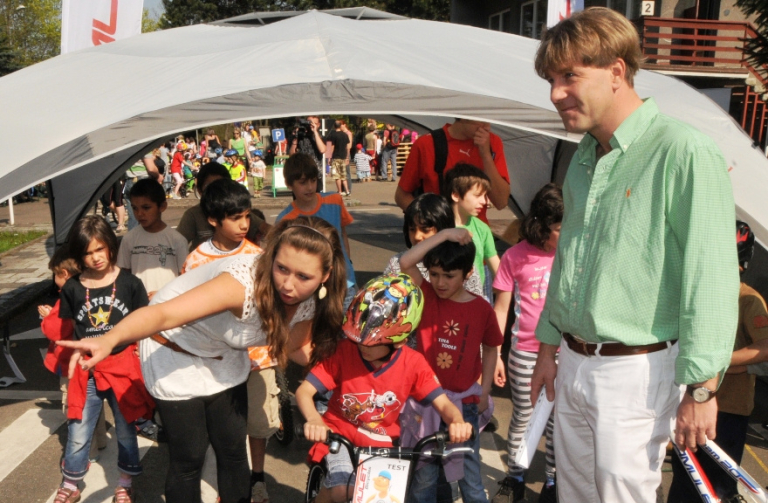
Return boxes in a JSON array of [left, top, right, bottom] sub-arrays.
[[272, 128, 286, 143]]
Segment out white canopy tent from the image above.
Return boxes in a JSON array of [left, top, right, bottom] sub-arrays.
[[0, 8, 766, 262]]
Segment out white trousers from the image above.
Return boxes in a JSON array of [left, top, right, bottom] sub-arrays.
[[554, 340, 683, 503]]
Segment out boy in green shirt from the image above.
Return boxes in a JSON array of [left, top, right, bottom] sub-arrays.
[[443, 164, 499, 301]]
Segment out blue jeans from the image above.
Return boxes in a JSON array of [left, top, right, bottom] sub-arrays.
[[408, 403, 487, 503], [381, 149, 398, 180], [61, 376, 141, 480]]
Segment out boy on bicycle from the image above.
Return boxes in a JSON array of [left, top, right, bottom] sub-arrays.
[[297, 274, 473, 503]]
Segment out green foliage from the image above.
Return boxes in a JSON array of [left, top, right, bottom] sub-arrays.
[[0, 0, 61, 67], [736, 0, 768, 70], [0, 25, 19, 76], [161, 0, 449, 28], [142, 9, 165, 33], [0, 230, 47, 254]]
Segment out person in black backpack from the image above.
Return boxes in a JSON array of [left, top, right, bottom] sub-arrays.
[[395, 119, 510, 225], [380, 124, 400, 182]]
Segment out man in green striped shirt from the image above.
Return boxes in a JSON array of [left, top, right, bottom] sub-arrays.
[[528, 8, 740, 502]]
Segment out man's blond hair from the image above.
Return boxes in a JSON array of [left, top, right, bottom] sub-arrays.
[[535, 7, 642, 86]]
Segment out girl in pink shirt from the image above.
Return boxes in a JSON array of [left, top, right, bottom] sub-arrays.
[[491, 183, 563, 502]]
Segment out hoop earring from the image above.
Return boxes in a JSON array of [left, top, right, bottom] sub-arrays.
[[317, 283, 327, 300]]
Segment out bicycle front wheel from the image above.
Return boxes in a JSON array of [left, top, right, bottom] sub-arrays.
[[305, 462, 326, 503]]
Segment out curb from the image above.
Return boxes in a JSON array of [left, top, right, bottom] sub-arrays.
[[0, 231, 52, 261]]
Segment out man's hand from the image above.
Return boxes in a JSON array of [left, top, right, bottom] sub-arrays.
[[447, 420, 473, 444], [675, 393, 717, 451], [38, 304, 52, 317], [473, 124, 492, 158], [530, 343, 558, 406], [303, 418, 330, 443]]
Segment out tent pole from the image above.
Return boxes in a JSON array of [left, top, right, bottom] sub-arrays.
[[7, 198, 13, 226]]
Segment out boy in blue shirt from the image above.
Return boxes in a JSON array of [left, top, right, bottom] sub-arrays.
[[277, 152, 358, 308]]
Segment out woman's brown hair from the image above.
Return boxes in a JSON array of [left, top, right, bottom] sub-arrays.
[[254, 216, 347, 368]]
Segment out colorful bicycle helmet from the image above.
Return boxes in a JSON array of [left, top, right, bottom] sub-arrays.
[[253, 149, 264, 157], [737, 220, 755, 270], [224, 149, 239, 157], [343, 273, 424, 347], [177, 142, 187, 151]]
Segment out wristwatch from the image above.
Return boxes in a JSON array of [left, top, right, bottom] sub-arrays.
[[686, 385, 717, 403]]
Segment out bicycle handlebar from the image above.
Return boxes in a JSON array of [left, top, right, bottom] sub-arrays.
[[295, 424, 476, 458]]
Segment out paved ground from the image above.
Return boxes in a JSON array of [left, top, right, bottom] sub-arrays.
[[2, 179, 768, 502]]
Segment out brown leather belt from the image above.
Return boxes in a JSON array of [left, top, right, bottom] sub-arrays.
[[563, 332, 676, 357], [150, 334, 223, 361]]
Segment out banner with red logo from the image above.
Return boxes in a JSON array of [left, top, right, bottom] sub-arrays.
[[61, 0, 144, 54], [546, 0, 584, 28]]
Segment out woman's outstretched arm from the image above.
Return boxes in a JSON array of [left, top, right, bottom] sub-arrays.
[[58, 273, 246, 373]]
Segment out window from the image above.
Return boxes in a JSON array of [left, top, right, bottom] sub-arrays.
[[489, 9, 513, 33], [583, 0, 640, 19], [520, 0, 546, 39]]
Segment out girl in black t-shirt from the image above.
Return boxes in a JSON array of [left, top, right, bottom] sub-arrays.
[[55, 215, 150, 503]]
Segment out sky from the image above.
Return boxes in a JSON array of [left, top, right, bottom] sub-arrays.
[[145, 0, 165, 18]]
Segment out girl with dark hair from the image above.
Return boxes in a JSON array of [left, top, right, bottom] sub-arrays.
[[59, 216, 347, 503], [384, 193, 482, 294], [491, 182, 563, 503], [55, 215, 152, 503]]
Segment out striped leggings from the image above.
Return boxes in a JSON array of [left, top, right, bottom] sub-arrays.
[[506, 348, 556, 480]]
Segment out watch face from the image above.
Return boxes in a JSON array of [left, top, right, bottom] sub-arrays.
[[693, 387, 710, 402]]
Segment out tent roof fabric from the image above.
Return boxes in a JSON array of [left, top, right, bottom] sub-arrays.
[[0, 10, 766, 246], [213, 7, 407, 25]]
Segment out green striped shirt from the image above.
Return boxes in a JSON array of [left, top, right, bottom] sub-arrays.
[[536, 98, 740, 385]]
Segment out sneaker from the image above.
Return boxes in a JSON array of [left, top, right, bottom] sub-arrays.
[[492, 476, 526, 503], [538, 481, 557, 503], [54, 486, 81, 503], [251, 481, 269, 503], [112, 486, 133, 503], [136, 420, 165, 442]]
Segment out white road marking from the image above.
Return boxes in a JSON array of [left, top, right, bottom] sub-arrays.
[[10, 327, 45, 340], [0, 408, 67, 483], [44, 427, 154, 503]]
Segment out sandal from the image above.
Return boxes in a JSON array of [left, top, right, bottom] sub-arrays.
[[54, 486, 81, 503], [112, 486, 133, 503]]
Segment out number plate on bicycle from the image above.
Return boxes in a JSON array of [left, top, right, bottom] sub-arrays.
[[352, 454, 411, 503]]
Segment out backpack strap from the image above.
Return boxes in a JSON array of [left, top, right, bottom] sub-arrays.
[[431, 127, 449, 196]]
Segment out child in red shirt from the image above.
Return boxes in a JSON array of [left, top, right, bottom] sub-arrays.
[[297, 274, 472, 503], [399, 228, 503, 503]]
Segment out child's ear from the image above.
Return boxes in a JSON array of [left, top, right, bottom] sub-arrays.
[[464, 267, 474, 281], [159, 201, 168, 212], [451, 191, 460, 203], [393, 340, 407, 350], [207, 216, 219, 228]]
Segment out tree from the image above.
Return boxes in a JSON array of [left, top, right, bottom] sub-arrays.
[[736, 0, 768, 73], [162, 0, 448, 28], [142, 8, 165, 33], [0, 25, 19, 76], [0, 0, 61, 67]]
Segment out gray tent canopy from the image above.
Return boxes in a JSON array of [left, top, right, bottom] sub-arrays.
[[0, 8, 766, 257]]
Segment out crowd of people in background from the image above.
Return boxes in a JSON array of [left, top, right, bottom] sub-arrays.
[[38, 7, 768, 503]]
